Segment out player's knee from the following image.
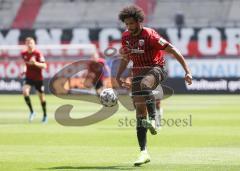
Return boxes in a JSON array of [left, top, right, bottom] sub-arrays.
[[140, 78, 151, 90], [135, 105, 147, 117], [140, 75, 155, 90], [22, 88, 29, 96], [40, 96, 45, 103], [38, 93, 45, 101], [22, 91, 27, 96]]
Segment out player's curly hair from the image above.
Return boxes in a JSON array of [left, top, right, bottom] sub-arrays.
[[118, 5, 144, 23]]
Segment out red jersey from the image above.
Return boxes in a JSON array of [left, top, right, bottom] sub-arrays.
[[121, 27, 169, 75], [21, 49, 45, 81]]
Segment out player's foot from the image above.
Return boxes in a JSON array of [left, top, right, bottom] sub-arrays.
[[142, 119, 158, 135], [134, 150, 151, 166], [41, 116, 48, 123], [29, 112, 35, 122]]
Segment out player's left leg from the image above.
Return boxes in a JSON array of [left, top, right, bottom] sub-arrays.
[[35, 81, 47, 123], [156, 100, 163, 129], [132, 77, 151, 166], [133, 96, 151, 166], [37, 92, 47, 123]]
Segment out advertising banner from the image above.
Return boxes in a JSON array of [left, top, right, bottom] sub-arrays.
[[1, 27, 240, 57]]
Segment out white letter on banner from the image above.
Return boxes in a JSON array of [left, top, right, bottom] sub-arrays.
[[166, 28, 194, 55], [198, 28, 221, 55], [69, 28, 91, 56], [99, 28, 121, 55], [225, 28, 240, 55]]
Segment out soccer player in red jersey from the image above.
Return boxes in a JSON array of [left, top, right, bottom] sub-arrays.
[[83, 52, 110, 95], [117, 5, 192, 166], [21, 37, 48, 123]]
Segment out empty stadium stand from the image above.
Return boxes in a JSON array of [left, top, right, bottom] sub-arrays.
[[12, 0, 42, 28], [0, 0, 23, 28], [0, 0, 239, 29], [149, 0, 240, 27], [34, 0, 134, 28]]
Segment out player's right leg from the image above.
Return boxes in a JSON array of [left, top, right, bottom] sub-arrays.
[[22, 80, 35, 122]]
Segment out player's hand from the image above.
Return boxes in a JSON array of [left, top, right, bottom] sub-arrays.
[[116, 77, 131, 89], [123, 77, 132, 89], [185, 73, 192, 85], [116, 77, 123, 88], [27, 58, 36, 65], [119, 46, 131, 56], [122, 81, 131, 89]]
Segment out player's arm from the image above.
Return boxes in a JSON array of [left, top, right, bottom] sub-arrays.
[[164, 44, 192, 85], [116, 48, 130, 87], [103, 64, 111, 78], [28, 53, 47, 69], [20, 52, 26, 77], [151, 31, 192, 85], [101, 64, 111, 88], [29, 60, 47, 69], [117, 34, 132, 87], [116, 57, 129, 85], [20, 64, 26, 78]]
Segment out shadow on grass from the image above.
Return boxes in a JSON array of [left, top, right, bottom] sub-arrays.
[[38, 165, 136, 170]]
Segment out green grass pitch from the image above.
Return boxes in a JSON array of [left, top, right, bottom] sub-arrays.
[[0, 95, 240, 171]]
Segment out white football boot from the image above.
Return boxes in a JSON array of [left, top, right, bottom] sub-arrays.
[[134, 150, 151, 166]]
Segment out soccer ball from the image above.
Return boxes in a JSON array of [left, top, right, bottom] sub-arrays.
[[100, 88, 118, 107]]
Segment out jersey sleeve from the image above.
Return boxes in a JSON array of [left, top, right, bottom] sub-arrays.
[[103, 64, 110, 77], [150, 31, 169, 50], [121, 34, 127, 47], [38, 52, 46, 63]]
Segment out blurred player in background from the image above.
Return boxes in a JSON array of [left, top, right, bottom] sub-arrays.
[[21, 37, 48, 123], [117, 5, 192, 166], [83, 52, 110, 95]]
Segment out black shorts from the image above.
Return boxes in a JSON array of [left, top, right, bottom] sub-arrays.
[[131, 66, 167, 96], [24, 79, 44, 93]]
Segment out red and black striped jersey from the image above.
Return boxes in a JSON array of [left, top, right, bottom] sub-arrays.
[[21, 49, 45, 81], [121, 27, 169, 75]]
